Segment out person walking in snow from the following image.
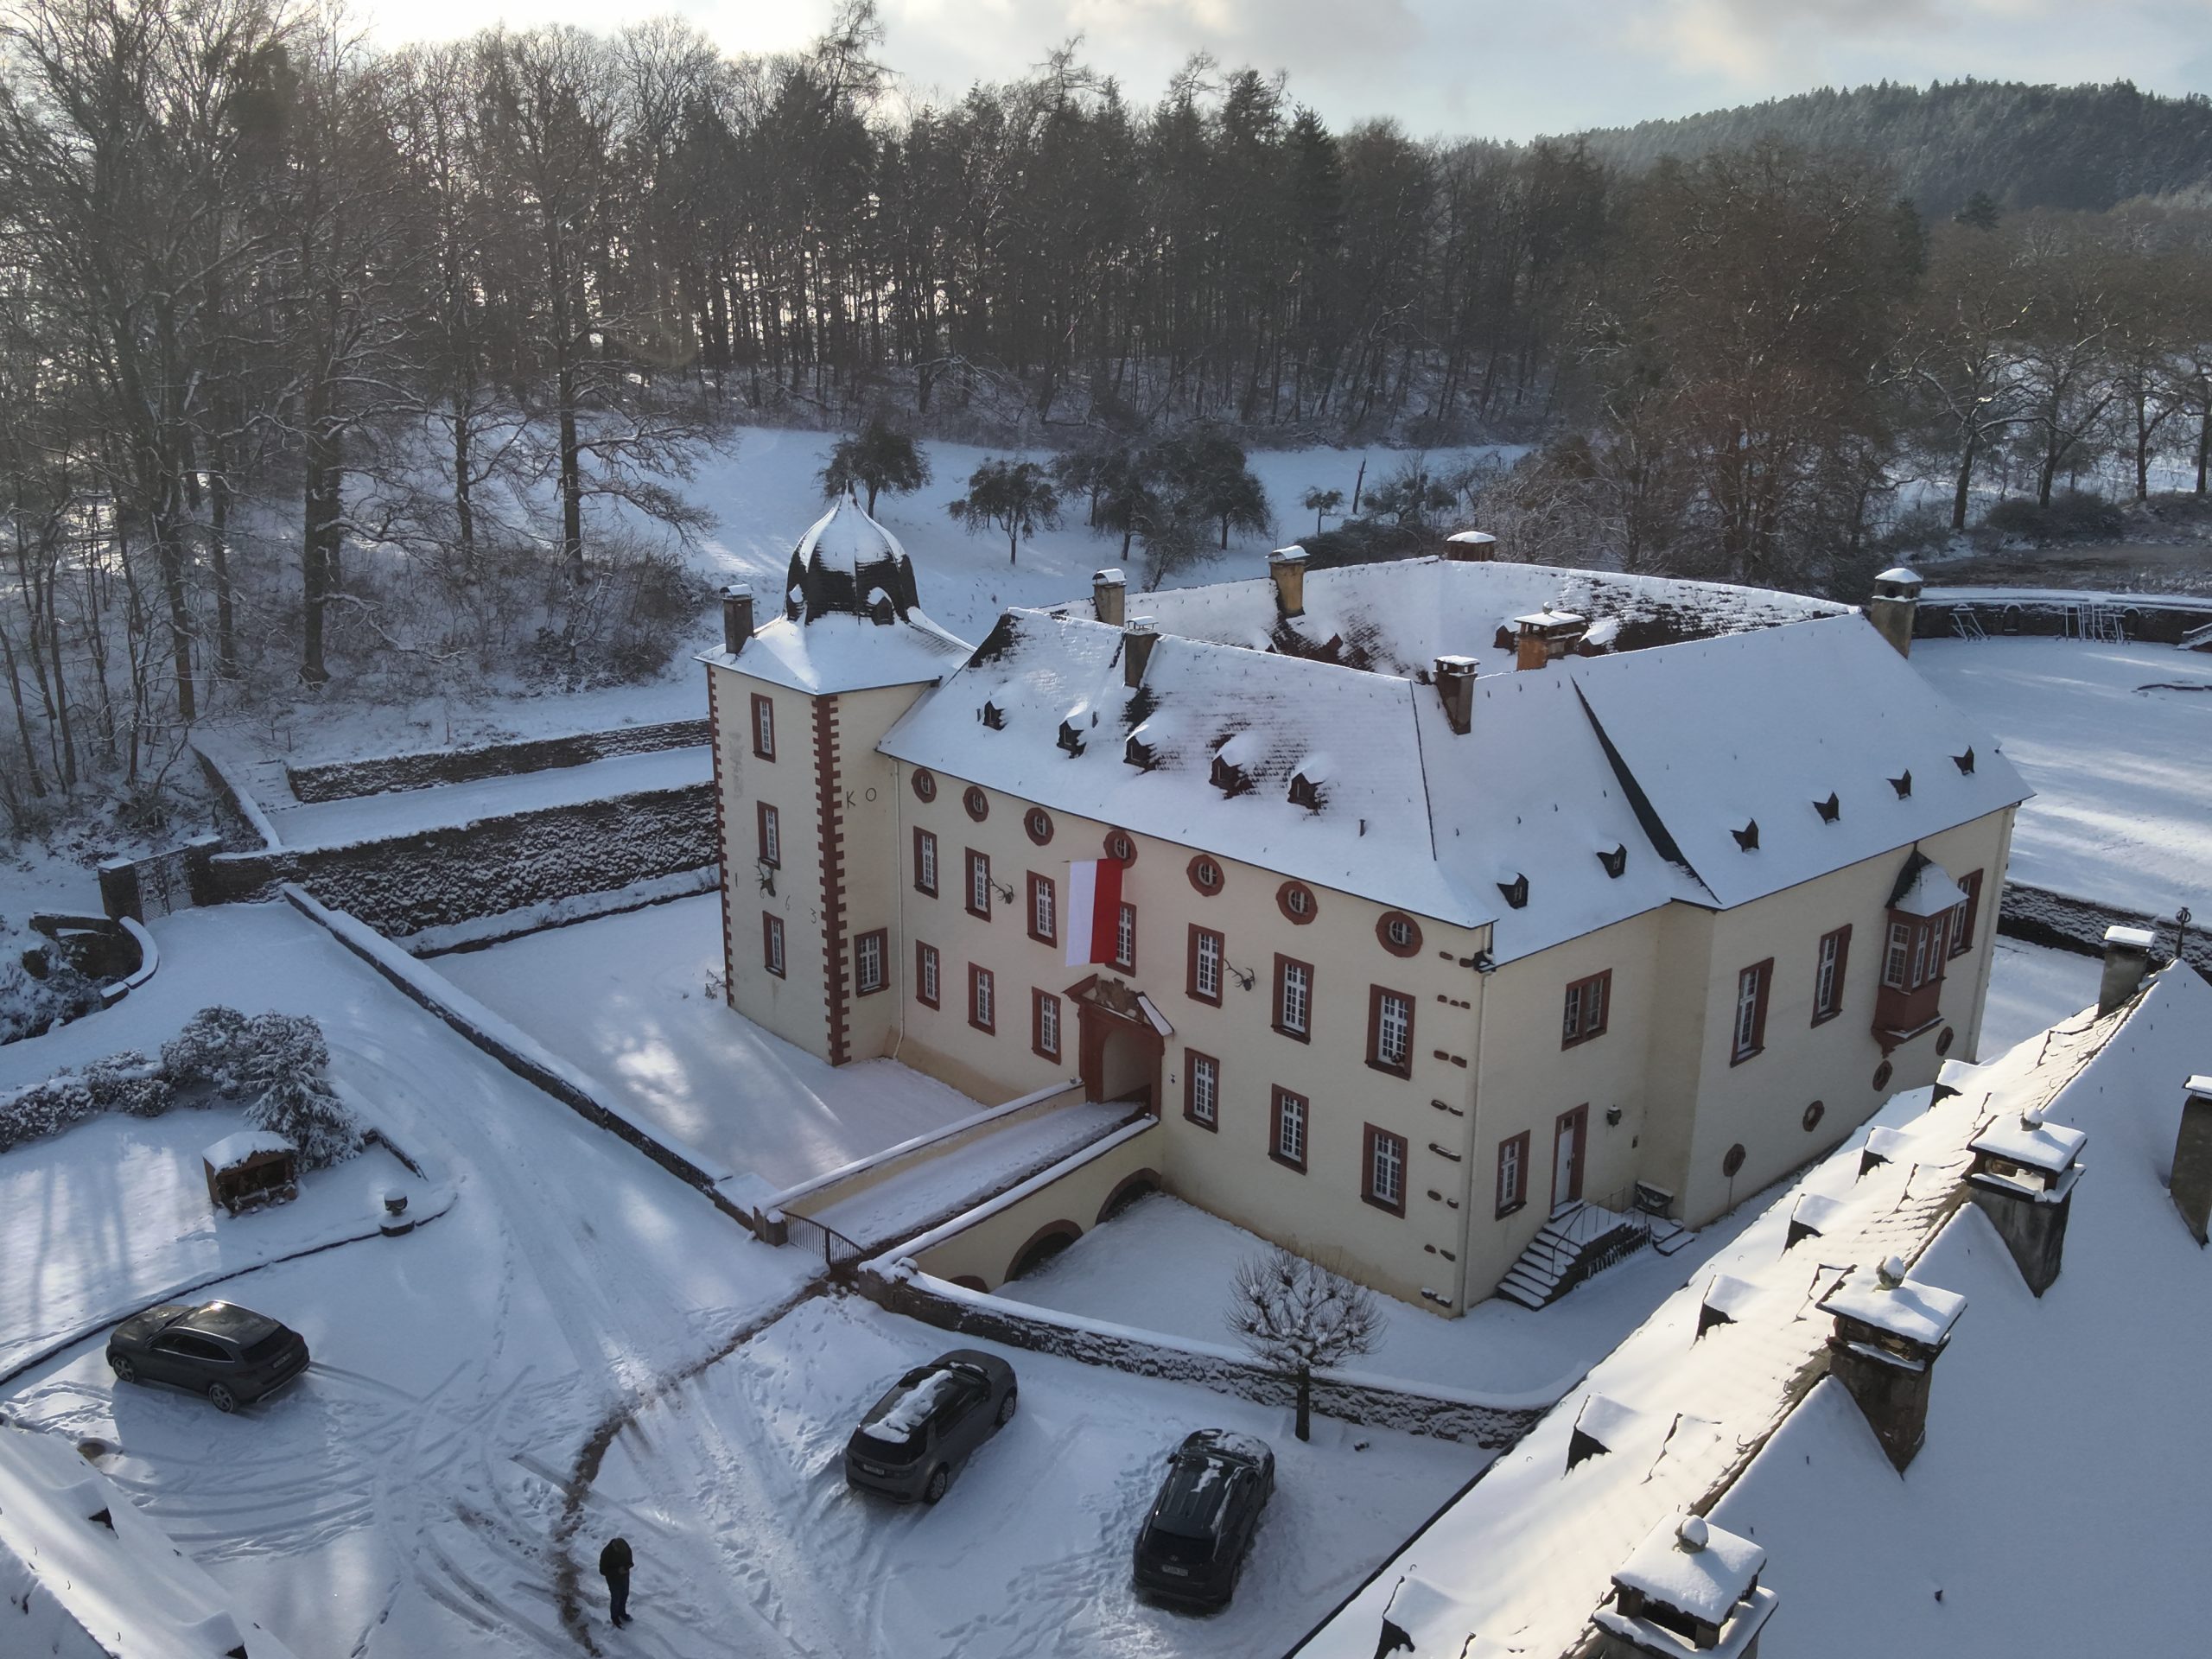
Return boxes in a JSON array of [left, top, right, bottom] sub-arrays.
[[599, 1535, 634, 1628]]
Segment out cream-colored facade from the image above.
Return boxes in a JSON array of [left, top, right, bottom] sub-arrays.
[[706, 509, 2024, 1315]]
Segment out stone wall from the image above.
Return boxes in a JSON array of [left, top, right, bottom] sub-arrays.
[[1999, 882, 2209, 976], [212, 784, 715, 937], [284, 718, 709, 803]]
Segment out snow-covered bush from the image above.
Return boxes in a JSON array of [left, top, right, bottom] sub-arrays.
[[234, 1012, 360, 1170], [160, 1005, 254, 1096], [82, 1050, 171, 1117], [0, 1048, 167, 1149], [0, 957, 103, 1045]]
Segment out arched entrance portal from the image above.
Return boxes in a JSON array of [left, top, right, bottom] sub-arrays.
[[1067, 974, 1166, 1114]]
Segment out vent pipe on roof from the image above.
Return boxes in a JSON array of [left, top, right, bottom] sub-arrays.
[[1093, 569, 1127, 628], [1433, 655, 1477, 734], [1268, 547, 1307, 619], [1867, 566, 1923, 658], [2171, 1075, 2212, 1246], [1123, 618, 1159, 689], [2098, 924, 2156, 1015], [721, 585, 755, 654]]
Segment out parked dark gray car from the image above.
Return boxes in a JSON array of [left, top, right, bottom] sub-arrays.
[[1132, 1429, 1276, 1608], [844, 1349, 1017, 1503], [106, 1302, 310, 1414]]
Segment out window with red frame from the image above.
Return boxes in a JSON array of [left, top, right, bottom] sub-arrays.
[[915, 942, 940, 1008], [1368, 986, 1414, 1076], [749, 694, 775, 760], [1027, 872, 1058, 946], [1269, 1087, 1308, 1171], [761, 913, 785, 978], [1363, 1125, 1408, 1215], [969, 963, 995, 1033], [1560, 969, 1611, 1047], [913, 828, 938, 897], [1032, 989, 1062, 1061]]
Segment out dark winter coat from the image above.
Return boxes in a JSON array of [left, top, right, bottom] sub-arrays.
[[599, 1538, 633, 1580]]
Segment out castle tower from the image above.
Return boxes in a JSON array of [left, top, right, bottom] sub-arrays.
[[702, 493, 969, 1065]]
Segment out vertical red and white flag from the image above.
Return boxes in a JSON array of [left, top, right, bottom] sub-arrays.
[[1065, 856, 1125, 967]]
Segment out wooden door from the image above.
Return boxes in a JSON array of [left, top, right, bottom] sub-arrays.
[[1552, 1104, 1588, 1213]]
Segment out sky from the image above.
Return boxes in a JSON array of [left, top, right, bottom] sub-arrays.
[[357, 0, 2212, 141]]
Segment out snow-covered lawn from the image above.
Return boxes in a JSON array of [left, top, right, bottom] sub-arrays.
[[1000, 1191, 1770, 1401], [1979, 935, 2102, 1056], [0, 1106, 434, 1380], [1914, 635, 2212, 915], [0, 900, 815, 1658], [435, 894, 986, 1191], [260, 743, 711, 849], [575, 1292, 1484, 1659]]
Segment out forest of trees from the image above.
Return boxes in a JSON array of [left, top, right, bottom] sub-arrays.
[[3, 0, 2211, 836]]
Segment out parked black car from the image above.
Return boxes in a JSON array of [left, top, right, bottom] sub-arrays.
[[1133, 1429, 1276, 1608], [844, 1349, 1017, 1503], [106, 1302, 310, 1414]]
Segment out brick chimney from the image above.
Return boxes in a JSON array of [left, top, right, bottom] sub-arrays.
[[1443, 530, 1497, 563], [1433, 655, 1477, 734], [1093, 568, 1127, 628], [1513, 608, 1586, 671], [1817, 1257, 1965, 1471], [1967, 1106, 2087, 1294], [2171, 1073, 2212, 1246], [1596, 1512, 1777, 1659], [2097, 924, 2156, 1015], [1866, 566, 1923, 658], [721, 585, 755, 654], [1123, 618, 1158, 689], [1268, 546, 1307, 618]]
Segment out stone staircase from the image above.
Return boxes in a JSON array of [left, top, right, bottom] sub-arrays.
[[1497, 1198, 1694, 1310]]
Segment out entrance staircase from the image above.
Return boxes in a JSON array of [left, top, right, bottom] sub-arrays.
[[1497, 1196, 1694, 1310]]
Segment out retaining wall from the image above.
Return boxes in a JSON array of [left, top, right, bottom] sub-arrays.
[[1999, 882, 2209, 976], [284, 718, 709, 802], [860, 1264, 1547, 1448]]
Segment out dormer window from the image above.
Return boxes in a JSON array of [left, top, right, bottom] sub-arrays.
[[1889, 770, 1912, 798], [1732, 820, 1759, 852], [1815, 791, 1841, 823], [981, 701, 1006, 730], [1057, 720, 1085, 756], [1497, 874, 1529, 910], [1288, 772, 1324, 811], [1953, 747, 1975, 775], [1597, 843, 1628, 879], [1210, 753, 1250, 797], [1123, 734, 1157, 772]]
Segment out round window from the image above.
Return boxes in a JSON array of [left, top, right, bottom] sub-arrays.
[[1872, 1060, 1894, 1091], [912, 768, 938, 804], [963, 785, 989, 823], [1103, 829, 1137, 866], [1277, 881, 1319, 924], [1024, 807, 1054, 847], [1376, 912, 1422, 957], [1721, 1143, 1746, 1179], [1936, 1026, 1955, 1057], [1187, 855, 1224, 896], [1802, 1099, 1826, 1133]]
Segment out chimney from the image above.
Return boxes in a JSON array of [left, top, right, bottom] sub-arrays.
[[2171, 1074, 2212, 1246], [1123, 618, 1158, 689], [1967, 1106, 2088, 1294], [1433, 655, 1477, 734], [1597, 1512, 1777, 1659], [1866, 566, 1923, 658], [1268, 546, 1307, 618], [1442, 530, 1497, 563], [721, 584, 755, 654], [2097, 924, 2156, 1015], [1817, 1257, 1965, 1471], [1512, 608, 1586, 671], [1093, 568, 1127, 628]]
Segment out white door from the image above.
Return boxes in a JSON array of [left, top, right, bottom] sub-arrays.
[[1553, 1113, 1580, 1213]]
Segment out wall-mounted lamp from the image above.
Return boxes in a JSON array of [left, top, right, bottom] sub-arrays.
[[1605, 1106, 1624, 1128]]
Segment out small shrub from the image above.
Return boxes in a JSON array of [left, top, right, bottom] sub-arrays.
[[83, 1051, 171, 1117], [1983, 491, 2125, 545]]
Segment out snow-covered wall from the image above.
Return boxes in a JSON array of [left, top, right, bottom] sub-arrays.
[[284, 718, 709, 803]]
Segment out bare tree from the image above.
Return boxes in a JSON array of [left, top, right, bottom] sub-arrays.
[[1228, 1245, 1382, 1442]]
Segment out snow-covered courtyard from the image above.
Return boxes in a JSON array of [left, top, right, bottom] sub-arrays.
[[1913, 635, 2212, 916]]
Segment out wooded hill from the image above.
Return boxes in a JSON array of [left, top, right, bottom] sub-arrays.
[[1580, 79, 2212, 219]]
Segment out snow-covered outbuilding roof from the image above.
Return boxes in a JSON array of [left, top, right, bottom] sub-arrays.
[[202, 1129, 295, 1171], [0, 1423, 303, 1658], [1299, 964, 2212, 1659], [882, 590, 2024, 959]]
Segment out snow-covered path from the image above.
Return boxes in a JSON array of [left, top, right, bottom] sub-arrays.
[[0, 903, 813, 1658]]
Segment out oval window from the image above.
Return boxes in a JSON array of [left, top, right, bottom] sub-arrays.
[[1103, 829, 1137, 866], [1024, 807, 1054, 847], [963, 785, 989, 823], [1188, 855, 1224, 896], [1276, 881, 1319, 924], [1936, 1026, 1955, 1057], [1802, 1099, 1826, 1133], [1376, 912, 1422, 957], [912, 768, 938, 804], [1872, 1060, 1894, 1091], [1721, 1143, 1746, 1179]]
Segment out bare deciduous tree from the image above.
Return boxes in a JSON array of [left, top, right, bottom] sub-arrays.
[[1228, 1245, 1382, 1443]]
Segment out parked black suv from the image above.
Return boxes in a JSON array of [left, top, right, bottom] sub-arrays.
[[844, 1349, 1017, 1503], [106, 1302, 310, 1414], [1132, 1429, 1275, 1608]]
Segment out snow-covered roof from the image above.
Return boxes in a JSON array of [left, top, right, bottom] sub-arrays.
[[1818, 1261, 1967, 1350], [1890, 855, 1967, 918], [1613, 1511, 1764, 1625], [2104, 924, 2158, 950], [1299, 968, 2203, 1659], [0, 1423, 303, 1658], [1863, 1125, 1917, 1162], [1875, 565, 1923, 585], [202, 1129, 295, 1170], [2190, 1074, 2212, 1101]]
